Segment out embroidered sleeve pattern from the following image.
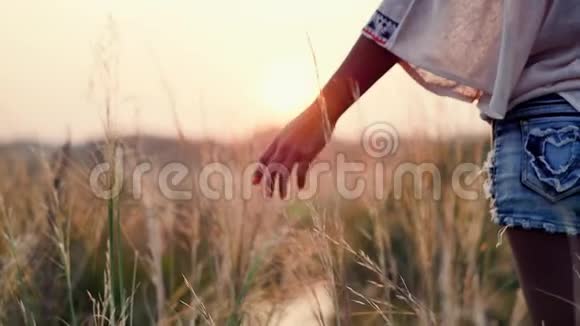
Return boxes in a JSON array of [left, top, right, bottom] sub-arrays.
[[362, 10, 400, 46]]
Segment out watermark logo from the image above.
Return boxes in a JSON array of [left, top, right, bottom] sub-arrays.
[[362, 122, 399, 158]]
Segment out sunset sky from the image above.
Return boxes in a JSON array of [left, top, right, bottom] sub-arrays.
[[0, 0, 487, 144]]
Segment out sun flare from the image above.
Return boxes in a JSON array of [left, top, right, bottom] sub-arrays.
[[259, 60, 318, 116]]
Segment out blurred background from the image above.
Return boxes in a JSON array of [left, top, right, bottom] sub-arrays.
[[0, 1, 523, 325], [1, 0, 488, 142]]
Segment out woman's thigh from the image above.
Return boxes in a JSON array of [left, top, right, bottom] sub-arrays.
[[489, 96, 580, 324], [507, 227, 580, 325]]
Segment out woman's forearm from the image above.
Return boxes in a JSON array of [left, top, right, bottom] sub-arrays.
[[313, 36, 400, 124], [254, 36, 399, 193]]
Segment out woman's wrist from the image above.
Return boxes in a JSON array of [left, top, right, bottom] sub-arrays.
[[307, 99, 343, 129]]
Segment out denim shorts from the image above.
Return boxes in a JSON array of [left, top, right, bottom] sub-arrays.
[[487, 94, 580, 235]]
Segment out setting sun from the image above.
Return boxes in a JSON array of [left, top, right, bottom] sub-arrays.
[[259, 60, 319, 117]]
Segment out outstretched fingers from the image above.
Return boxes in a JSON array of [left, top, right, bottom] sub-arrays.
[[253, 142, 310, 198], [253, 140, 278, 185], [297, 162, 310, 190], [265, 153, 294, 198]]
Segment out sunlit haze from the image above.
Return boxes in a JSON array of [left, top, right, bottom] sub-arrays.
[[0, 0, 488, 144]]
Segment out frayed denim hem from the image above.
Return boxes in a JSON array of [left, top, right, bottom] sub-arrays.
[[493, 214, 580, 236]]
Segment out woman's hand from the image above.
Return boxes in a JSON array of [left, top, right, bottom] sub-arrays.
[[252, 36, 399, 198], [252, 105, 334, 198]]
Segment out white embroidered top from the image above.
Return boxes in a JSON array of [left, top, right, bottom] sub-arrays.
[[362, 0, 580, 119]]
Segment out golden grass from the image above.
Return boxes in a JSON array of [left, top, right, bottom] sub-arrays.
[[0, 18, 523, 326], [0, 131, 522, 326]]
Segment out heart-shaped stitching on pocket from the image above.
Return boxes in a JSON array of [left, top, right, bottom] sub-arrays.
[[524, 125, 580, 193]]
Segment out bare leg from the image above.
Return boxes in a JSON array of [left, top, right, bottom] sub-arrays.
[[507, 227, 580, 325]]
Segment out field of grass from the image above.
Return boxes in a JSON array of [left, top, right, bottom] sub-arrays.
[[0, 130, 527, 325], [0, 17, 530, 325]]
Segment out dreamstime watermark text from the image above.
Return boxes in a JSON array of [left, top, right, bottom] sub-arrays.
[[89, 122, 485, 202]]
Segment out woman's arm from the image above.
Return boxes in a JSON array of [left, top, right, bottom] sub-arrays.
[[316, 36, 400, 124], [253, 35, 399, 197]]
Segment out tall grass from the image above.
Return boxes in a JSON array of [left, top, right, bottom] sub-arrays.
[[0, 128, 523, 325], [0, 18, 524, 326]]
